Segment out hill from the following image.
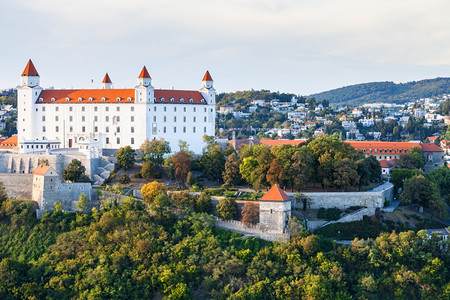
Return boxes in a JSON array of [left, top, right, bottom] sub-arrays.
[[308, 77, 450, 106]]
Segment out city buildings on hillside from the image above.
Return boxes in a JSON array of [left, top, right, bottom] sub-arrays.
[[17, 60, 216, 154]]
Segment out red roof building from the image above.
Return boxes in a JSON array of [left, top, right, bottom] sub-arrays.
[[260, 185, 290, 202]]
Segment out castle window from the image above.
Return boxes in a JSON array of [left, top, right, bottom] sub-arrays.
[[204, 108, 206, 112], [174, 116, 177, 122], [193, 117, 196, 122], [131, 138, 134, 144], [94, 126, 98, 132], [106, 116, 109, 122], [154, 107, 156, 112], [82, 126, 85, 132], [117, 137, 120, 144], [106, 126, 109, 133], [70, 126, 73, 132], [69, 107, 73, 112], [127, 97, 132, 102], [94, 116, 98, 122], [117, 97, 121, 102], [153, 116, 156, 122], [184, 107, 186, 112], [106, 137, 110, 144], [39, 97, 43, 102], [117, 127, 120, 133], [204, 116, 207, 122], [42, 116, 45, 122], [89, 97, 93, 101], [106, 107, 109, 112], [116, 116, 120, 122], [131, 116, 134, 122], [69, 116, 73, 122], [204, 127, 206, 133], [117, 107, 120, 112], [78, 97, 83, 102], [201, 99, 205, 103], [183, 116, 186, 122], [51, 97, 55, 102], [55, 107, 59, 112], [164, 107, 166, 112], [170, 98, 174, 102], [66, 97, 70, 102], [101, 97, 106, 102], [56, 126, 59, 132], [82, 116, 85, 122], [163, 126, 166, 133], [163, 116, 166, 122], [42, 126, 46, 132], [189, 98, 193, 103], [36, 108, 38, 112], [131, 127, 134, 133], [194, 108, 196, 112], [174, 127, 176, 133], [55, 116, 59, 122], [179, 98, 184, 102], [161, 97, 165, 102], [183, 126, 186, 133], [193, 127, 196, 133]]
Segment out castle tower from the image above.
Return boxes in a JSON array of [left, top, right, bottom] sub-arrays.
[[101, 73, 112, 89], [18, 60, 43, 151], [259, 185, 292, 233], [200, 71, 215, 104], [32, 165, 60, 210]]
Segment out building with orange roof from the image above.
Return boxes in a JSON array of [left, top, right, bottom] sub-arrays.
[[259, 185, 291, 233], [259, 139, 306, 147], [17, 60, 216, 154], [0, 135, 18, 150]]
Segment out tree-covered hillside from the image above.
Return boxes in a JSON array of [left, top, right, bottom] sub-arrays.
[[308, 77, 450, 106]]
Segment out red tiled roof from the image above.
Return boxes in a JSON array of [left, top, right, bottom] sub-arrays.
[[138, 66, 151, 79], [154, 90, 207, 105], [22, 59, 39, 76], [32, 165, 51, 176], [260, 185, 290, 202], [0, 136, 18, 148], [420, 143, 443, 152], [202, 71, 213, 81], [260, 139, 306, 147], [346, 141, 420, 154], [37, 89, 135, 104], [305, 121, 315, 125], [379, 159, 396, 168], [427, 136, 438, 142], [102, 73, 112, 84]]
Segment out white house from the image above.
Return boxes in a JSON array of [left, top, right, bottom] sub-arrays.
[[17, 60, 216, 154]]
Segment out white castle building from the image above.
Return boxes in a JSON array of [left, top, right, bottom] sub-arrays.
[[17, 60, 216, 154]]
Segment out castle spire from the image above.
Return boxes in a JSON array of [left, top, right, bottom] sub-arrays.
[[22, 59, 39, 76], [102, 73, 112, 89], [137, 66, 152, 87]]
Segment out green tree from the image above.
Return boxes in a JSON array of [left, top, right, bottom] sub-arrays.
[[239, 156, 258, 186], [76, 192, 89, 212], [63, 159, 89, 182], [289, 148, 314, 191], [396, 146, 425, 169], [199, 145, 225, 181], [222, 152, 242, 187], [139, 138, 171, 165], [196, 192, 212, 213], [116, 146, 135, 170], [389, 168, 423, 194], [400, 175, 446, 217], [333, 158, 359, 191], [427, 166, 450, 205], [216, 197, 238, 220], [185, 172, 196, 187]]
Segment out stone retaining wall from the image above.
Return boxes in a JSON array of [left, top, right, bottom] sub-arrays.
[[215, 218, 290, 242], [0, 174, 33, 199]]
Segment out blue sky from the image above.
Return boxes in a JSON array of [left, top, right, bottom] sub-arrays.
[[1, 0, 449, 95]]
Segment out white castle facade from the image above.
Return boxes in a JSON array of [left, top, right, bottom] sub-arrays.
[[17, 60, 216, 154]]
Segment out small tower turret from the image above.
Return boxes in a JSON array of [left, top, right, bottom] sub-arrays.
[[201, 70, 213, 89], [101, 73, 112, 89], [21, 59, 40, 87], [200, 70, 215, 104], [137, 66, 152, 87]]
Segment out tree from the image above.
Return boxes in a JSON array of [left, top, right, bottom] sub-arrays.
[[139, 138, 171, 165], [199, 145, 225, 181], [222, 152, 242, 187], [185, 172, 196, 187], [172, 150, 191, 183], [390, 168, 423, 194], [289, 149, 314, 191], [116, 146, 135, 170], [333, 158, 359, 191], [0, 182, 8, 205], [216, 197, 238, 220], [140, 160, 161, 180], [427, 166, 450, 205], [239, 156, 258, 186], [63, 159, 89, 182], [266, 158, 285, 186], [253, 148, 274, 190], [196, 192, 212, 213], [400, 175, 446, 217], [76, 192, 89, 212], [141, 181, 167, 204], [241, 202, 259, 226], [396, 147, 425, 169]]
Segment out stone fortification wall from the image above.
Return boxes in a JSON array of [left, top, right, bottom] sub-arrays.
[[0, 174, 33, 199], [215, 218, 290, 242], [0, 152, 95, 178], [39, 182, 92, 211]]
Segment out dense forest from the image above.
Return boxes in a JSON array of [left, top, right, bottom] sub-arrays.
[[309, 78, 450, 106], [0, 186, 449, 299]]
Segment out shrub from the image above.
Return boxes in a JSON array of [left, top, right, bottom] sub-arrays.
[[317, 207, 341, 221], [118, 174, 131, 184]]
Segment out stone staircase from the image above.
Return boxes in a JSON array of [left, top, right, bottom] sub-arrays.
[[92, 157, 115, 185]]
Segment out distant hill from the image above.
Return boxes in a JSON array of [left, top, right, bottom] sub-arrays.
[[308, 77, 450, 106]]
